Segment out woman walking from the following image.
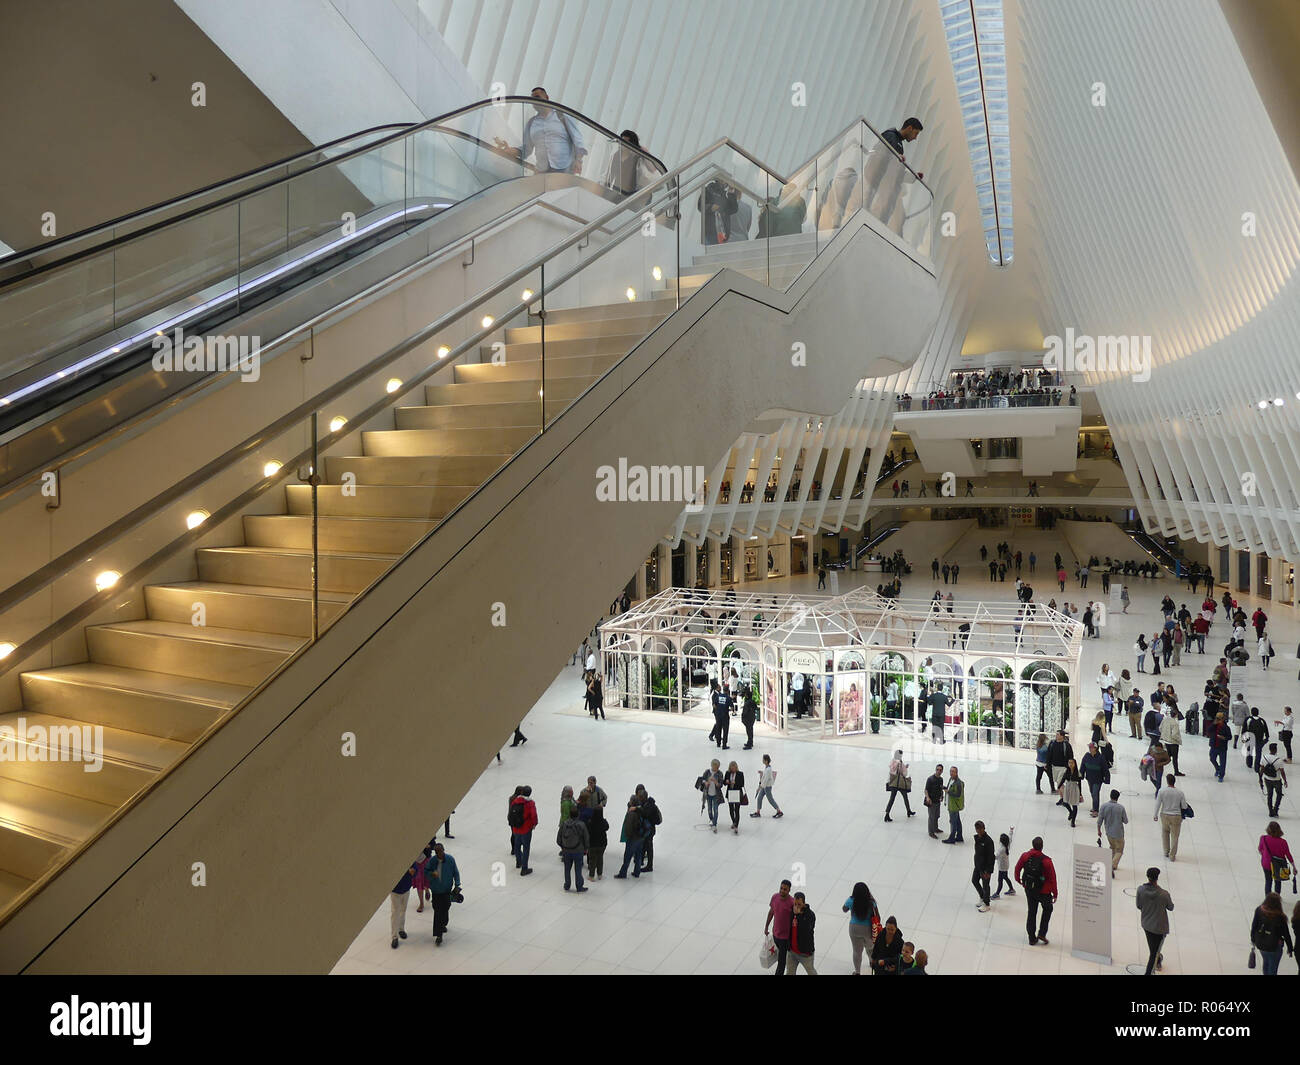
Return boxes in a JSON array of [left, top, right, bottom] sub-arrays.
[[722, 760, 747, 834], [842, 882, 881, 975], [1259, 632, 1275, 670], [751, 753, 783, 818], [585, 674, 605, 719], [1135, 634, 1148, 673], [697, 759, 723, 832], [1058, 758, 1083, 826], [885, 749, 915, 821], [1259, 822, 1296, 896], [1250, 893, 1294, 975]]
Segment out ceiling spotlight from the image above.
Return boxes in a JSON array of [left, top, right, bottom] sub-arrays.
[[1258, 401, 1269, 410], [1274, 398, 1285, 407]]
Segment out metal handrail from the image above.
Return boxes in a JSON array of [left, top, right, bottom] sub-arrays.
[[0, 114, 932, 673], [0, 97, 669, 291], [0, 123, 413, 268]]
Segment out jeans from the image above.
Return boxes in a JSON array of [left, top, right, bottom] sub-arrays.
[[1035, 764, 1050, 792], [1087, 779, 1103, 813], [1196, 634, 1205, 652], [972, 869, 991, 905], [1266, 869, 1284, 896], [1137, 654, 1146, 671], [562, 852, 585, 890], [511, 830, 532, 870], [927, 801, 941, 835], [1026, 892, 1054, 942], [946, 810, 963, 841], [1266, 780, 1283, 817], [706, 795, 721, 826], [773, 937, 790, 975], [430, 891, 452, 935], [1144, 930, 1165, 975], [617, 839, 644, 877], [1283, 730, 1294, 760], [757, 786, 781, 813], [885, 788, 912, 816], [1209, 746, 1227, 779], [1261, 947, 1283, 976], [785, 950, 817, 975]]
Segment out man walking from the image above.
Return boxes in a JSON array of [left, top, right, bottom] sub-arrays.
[[390, 861, 418, 949], [1153, 774, 1187, 861], [708, 679, 730, 748], [1136, 867, 1174, 974], [556, 804, 590, 893], [1098, 789, 1129, 873], [426, 842, 461, 944], [508, 785, 538, 876], [1046, 730, 1073, 804], [786, 893, 818, 975], [765, 880, 795, 976], [942, 765, 965, 844], [972, 820, 994, 911], [928, 685, 951, 745], [1080, 742, 1110, 817], [1260, 742, 1288, 817], [925, 764, 945, 839], [1014, 836, 1058, 946]]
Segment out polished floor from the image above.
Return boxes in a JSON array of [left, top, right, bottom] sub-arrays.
[[334, 542, 1300, 975]]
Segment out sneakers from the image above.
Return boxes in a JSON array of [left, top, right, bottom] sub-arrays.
[[751, 812, 762, 818], [391, 938, 399, 949], [398, 930, 407, 940], [977, 904, 990, 912], [774, 811, 784, 818]]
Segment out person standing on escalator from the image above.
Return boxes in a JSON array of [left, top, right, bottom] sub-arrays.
[[493, 88, 587, 174]]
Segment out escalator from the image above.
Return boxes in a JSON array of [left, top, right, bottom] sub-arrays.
[[0, 98, 666, 488], [0, 113, 938, 972]]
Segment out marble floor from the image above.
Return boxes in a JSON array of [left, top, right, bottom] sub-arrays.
[[333, 537, 1300, 975]]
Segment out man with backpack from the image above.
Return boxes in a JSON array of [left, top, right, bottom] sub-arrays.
[[508, 785, 538, 876], [1260, 742, 1288, 817], [634, 785, 662, 872], [556, 805, 590, 892], [1014, 837, 1059, 946], [1246, 709, 1271, 776]]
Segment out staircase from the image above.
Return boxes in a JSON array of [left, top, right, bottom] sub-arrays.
[[0, 296, 676, 909]]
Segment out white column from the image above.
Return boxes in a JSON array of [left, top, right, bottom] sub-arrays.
[[708, 538, 721, 588], [684, 542, 698, 588], [658, 542, 673, 589]]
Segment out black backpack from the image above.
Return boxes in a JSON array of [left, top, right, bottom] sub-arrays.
[[1021, 852, 1046, 893], [507, 800, 525, 828], [1262, 758, 1280, 780], [559, 819, 584, 850]]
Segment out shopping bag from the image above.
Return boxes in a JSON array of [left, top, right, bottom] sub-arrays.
[[759, 933, 778, 969]]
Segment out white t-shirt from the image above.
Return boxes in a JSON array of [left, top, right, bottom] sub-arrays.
[[585, 653, 596, 671], [1260, 750, 1285, 779], [1279, 714, 1296, 735]]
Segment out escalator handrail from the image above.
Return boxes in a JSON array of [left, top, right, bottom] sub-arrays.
[[0, 97, 670, 292], [0, 113, 933, 670], [0, 123, 412, 269]]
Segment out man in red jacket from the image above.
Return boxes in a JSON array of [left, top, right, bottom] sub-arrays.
[[1013, 836, 1058, 946], [509, 785, 538, 876]]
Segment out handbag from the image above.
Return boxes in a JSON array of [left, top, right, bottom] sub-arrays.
[[1180, 803, 1194, 819], [1272, 856, 1291, 881], [1248, 947, 1257, 969]]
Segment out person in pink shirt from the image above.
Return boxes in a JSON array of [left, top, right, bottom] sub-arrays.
[[1259, 821, 1296, 896], [765, 879, 795, 976]]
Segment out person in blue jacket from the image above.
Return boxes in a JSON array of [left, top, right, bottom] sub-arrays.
[[425, 842, 461, 946]]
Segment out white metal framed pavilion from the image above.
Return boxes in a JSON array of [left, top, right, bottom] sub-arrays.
[[600, 586, 1083, 749]]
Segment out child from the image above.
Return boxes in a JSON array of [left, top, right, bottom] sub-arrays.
[[991, 828, 1016, 898]]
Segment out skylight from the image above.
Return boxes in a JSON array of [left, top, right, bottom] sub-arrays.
[[940, 0, 1013, 266]]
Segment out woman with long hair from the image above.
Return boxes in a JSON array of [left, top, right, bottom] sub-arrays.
[[1259, 821, 1296, 897], [1034, 733, 1051, 794], [1058, 758, 1083, 826], [842, 882, 882, 975], [1251, 892, 1294, 975], [885, 749, 914, 821]]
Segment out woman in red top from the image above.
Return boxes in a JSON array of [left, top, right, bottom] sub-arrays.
[[1259, 821, 1295, 896]]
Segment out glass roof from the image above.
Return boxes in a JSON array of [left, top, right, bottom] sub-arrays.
[[940, 0, 1013, 266]]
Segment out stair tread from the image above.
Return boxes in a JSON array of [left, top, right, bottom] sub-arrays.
[[89, 618, 305, 653], [150, 581, 354, 604], [0, 711, 186, 768], [246, 514, 438, 527], [200, 545, 400, 561], [0, 869, 33, 908], [0, 777, 116, 845], [22, 663, 252, 707]]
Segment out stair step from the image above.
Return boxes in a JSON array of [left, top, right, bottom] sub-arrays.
[[394, 401, 570, 431], [474, 333, 645, 362], [505, 312, 668, 344], [0, 868, 34, 910], [361, 426, 534, 458], [0, 712, 176, 806], [87, 619, 302, 687], [454, 353, 620, 383], [424, 375, 596, 406], [244, 514, 438, 553], [285, 483, 471, 518], [535, 298, 677, 325], [322, 454, 508, 487], [20, 664, 243, 742], [197, 546, 396, 594], [0, 777, 116, 847], [0, 822, 67, 881], [146, 581, 352, 637]]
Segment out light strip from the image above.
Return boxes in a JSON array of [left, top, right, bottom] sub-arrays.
[[940, 0, 1013, 266]]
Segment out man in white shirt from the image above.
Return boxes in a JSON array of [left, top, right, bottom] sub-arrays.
[[1260, 743, 1288, 818], [1152, 775, 1187, 861]]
